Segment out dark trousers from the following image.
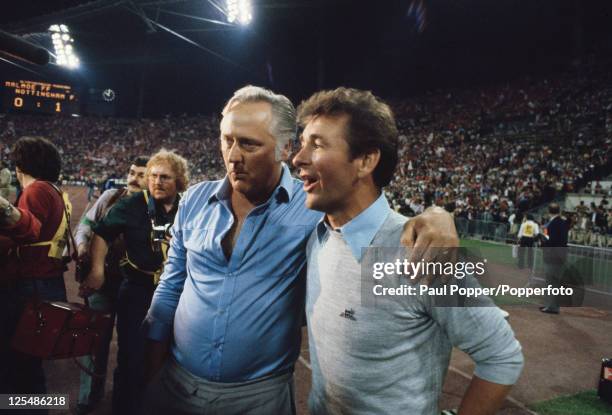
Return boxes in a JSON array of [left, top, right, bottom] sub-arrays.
[[517, 237, 535, 270], [112, 277, 155, 415], [0, 284, 21, 395], [0, 277, 66, 415], [544, 261, 563, 311]]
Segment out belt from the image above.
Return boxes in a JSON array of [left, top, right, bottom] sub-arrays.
[[120, 256, 162, 285], [167, 356, 294, 394]]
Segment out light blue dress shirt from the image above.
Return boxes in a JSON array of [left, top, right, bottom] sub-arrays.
[[145, 163, 322, 382]]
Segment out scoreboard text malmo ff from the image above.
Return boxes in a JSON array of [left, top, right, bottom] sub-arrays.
[[2, 80, 79, 115]]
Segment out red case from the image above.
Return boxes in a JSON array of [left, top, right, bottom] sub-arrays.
[[11, 301, 112, 359]]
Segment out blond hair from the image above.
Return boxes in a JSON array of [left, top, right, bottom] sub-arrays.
[[145, 148, 190, 192]]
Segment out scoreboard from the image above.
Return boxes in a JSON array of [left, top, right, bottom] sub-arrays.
[[2, 80, 80, 115]]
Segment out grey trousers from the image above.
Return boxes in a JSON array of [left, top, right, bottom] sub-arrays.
[[142, 357, 296, 415]]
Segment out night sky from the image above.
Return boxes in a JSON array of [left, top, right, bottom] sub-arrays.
[[1, 0, 612, 117]]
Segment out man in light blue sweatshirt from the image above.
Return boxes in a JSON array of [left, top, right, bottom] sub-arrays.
[[293, 87, 524, 415]]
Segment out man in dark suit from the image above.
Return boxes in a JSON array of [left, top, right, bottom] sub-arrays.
[[541, 203, 570, 314]]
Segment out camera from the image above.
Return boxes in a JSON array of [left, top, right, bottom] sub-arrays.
[[152, 223, 172, 252]]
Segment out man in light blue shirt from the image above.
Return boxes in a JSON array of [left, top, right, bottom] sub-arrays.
[[143, 85, 461, 414], [293, 87, 523, 415]]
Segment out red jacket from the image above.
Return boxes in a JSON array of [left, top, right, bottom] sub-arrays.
[[0, 181, 66, 280]]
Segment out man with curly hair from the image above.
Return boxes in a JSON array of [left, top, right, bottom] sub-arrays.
[[80, 148, 189, 414]]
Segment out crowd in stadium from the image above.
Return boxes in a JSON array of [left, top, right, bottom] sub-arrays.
[[0, 114, 226, 184], [1, 62, 611, 247], [386, 60, 612, 215], [385, 61, 612, 245]]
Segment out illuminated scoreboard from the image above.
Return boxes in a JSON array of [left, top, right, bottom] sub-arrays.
[[2, 80, 80, 115]]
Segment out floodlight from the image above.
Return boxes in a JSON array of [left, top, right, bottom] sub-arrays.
[[226, 0, 252, 25], [48, 24, 79, 69], [67, 56, 79, 69], [227, 0, 238, 23], [239, 12, 252, 25]]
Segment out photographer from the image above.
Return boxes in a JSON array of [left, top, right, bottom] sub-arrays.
[[73, 156, 148, 415], [79, 149, 189, 414], [0, 136, 69, 398]]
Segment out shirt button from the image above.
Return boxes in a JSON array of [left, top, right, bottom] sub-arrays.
[[218, 309, 225, 315]]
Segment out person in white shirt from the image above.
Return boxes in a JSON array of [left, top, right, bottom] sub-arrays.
[[517, 214, 539, 270]]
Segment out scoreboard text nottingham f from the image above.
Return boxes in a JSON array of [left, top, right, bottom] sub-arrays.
[[2, 80, 80, 115]]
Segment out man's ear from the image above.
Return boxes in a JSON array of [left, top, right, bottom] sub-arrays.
[[357, 149, 381, 179], [279, 141, 291, 162]]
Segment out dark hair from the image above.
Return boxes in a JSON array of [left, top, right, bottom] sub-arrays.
[[548, 203, 560, 215], [132, 156, 149, 168], [297, 87, 398, 189], [11, 136, 61, 182]]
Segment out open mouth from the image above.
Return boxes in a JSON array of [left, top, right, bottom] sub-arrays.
[[300, 173, 320, 192]]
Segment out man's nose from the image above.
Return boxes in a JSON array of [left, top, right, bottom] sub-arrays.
[[292, 146, 310, 169], [227, 142, 242, 163]]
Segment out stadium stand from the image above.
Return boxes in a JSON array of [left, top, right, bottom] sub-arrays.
[[1, 61, 610, 247]]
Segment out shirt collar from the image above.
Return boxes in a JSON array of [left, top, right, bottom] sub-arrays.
[[316, 193, 392, 261], [207, 163, 294, 204], [155, 193, 180, 219]]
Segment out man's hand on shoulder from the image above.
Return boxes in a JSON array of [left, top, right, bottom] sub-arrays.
[[402, 205, 459, 248], [401, 206, 459, 284]]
